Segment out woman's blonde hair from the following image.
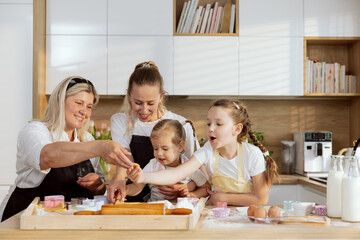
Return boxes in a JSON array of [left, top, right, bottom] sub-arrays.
[[122, 61, 166, 134], [210, 99, 279, 186], [40, 76, 99, 142]]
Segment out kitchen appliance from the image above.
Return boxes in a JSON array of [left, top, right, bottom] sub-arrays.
[[294, 131, 332, 177], [280, 141, 296, 174]]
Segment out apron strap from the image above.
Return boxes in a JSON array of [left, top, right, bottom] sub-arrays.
[[214, 143, 244, 181]]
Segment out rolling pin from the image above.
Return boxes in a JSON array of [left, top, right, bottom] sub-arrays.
[[100, 207, 192, 215]]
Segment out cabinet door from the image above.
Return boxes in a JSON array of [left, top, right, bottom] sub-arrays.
[[304, 0, 360, 37], [240, 0, 303, 37], [108, 0, 173, 36], [46, 36, 107, 94], [268, 185, 298, 206], [0, 3, 32, 184], [108, 36, 173, 95], [46, 0, 107, 35], [239, 37, 303, 96], [174, 37, 239, 95]]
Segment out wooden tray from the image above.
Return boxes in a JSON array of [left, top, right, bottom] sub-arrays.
[[20, 197, 205, 230]]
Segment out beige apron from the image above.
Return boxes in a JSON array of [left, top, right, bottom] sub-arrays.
[[210, 143, 252, 193]]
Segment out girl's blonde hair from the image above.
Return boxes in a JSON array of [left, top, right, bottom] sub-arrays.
[[40, 76, 99, 142], [210, 99, 279, 186], [122, 61, 166, 134]]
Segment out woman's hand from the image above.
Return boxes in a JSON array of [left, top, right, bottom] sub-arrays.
[[100, 141, 133, 169], [106, 180, 127, 203], [77, 173, 105, 194], [126, 166, 144, 184]]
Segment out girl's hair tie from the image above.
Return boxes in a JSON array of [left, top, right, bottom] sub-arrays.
[[141, 62, 151, 68], [263, 151, 269, 157], [232, 101, 240, 109]]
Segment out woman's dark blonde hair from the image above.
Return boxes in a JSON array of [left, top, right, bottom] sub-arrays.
[[210, 99, 279, 186], [40, 76, 99, 142], [122, 61, 166, 134]]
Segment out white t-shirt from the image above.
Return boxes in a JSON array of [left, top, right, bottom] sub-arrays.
[[0, 121, 104, 220], [111, 111, 199, 159], [143, 156, 207, 202], [193, 141, 266, 186]]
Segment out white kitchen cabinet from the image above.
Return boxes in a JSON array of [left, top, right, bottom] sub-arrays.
[[174, 37, 238, 95], [239, 0, 303, 37], [304, 0, 360, 37], [0, 3, 32, 185], [108, 36, 174, 95], [46, 35, 107, 94], [46, 0, 107, 35], [268, 185, 326, 206], [239, 37, 303, 96], [108, 0, 173, 36]]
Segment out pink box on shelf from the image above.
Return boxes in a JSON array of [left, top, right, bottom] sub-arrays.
[[44, 195, 64, 208]]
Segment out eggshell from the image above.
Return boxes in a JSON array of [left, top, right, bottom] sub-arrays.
[[254, 206, 267, 223], [268, 206, 280, 218], [247, 205, 257, 221]]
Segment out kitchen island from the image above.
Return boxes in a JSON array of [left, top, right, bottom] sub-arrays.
[[2, 175, 358, 239]]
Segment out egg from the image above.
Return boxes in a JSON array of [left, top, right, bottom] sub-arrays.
[[247, 205, 257, 221], [254, 206, 267, 223], [268, 206, 281, 218]]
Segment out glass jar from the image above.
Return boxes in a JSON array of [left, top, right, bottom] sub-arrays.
[[327, 155, 344, 218], [341, 156, 360, 222]]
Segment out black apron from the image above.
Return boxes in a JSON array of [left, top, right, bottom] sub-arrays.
[[1, 160, 94, 222], [126, 135, 153, 202]]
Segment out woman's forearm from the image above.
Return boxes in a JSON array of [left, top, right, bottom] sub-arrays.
[[40, 141, 102, 170]]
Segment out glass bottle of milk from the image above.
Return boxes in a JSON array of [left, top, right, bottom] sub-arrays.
[[341, 156, 360, 222], [327, 155, 344, 218]]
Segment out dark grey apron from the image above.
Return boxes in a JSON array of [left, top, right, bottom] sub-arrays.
[[1, 160, 94, 222], [126, 135, 153, 202]]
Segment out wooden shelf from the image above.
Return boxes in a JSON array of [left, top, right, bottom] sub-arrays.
[[173, 0, 239, 36], [304, 37, 360, 95]]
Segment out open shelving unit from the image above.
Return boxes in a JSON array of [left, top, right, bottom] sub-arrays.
[[173, 0, 239, 36], [304, 37, 360, 97]]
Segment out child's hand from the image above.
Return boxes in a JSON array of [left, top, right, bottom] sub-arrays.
[[126, 165, 144, 184], [205, 189, 226, 206], [173, 183, 190, 197]]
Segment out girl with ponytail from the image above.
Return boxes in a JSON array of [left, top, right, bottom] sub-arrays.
[[127, 99, 279, 206]]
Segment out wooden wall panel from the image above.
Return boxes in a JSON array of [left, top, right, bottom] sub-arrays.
[[91, 98, 351, 169]]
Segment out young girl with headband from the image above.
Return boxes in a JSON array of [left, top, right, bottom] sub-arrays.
[[126, 119, 210, 202], [127, 99, 279, 206]]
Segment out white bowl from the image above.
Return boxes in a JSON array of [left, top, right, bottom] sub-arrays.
[[292, 202, 315, 216]]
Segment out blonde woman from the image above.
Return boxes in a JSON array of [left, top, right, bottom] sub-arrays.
[[0, 76, 132, 221], [108, 61, 200, 203]]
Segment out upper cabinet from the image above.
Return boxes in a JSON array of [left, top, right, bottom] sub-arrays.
[[46, 0, 107, 35], [108, 36, 174, 95], [239, 37, 303, 96], [239, 0, 303, 37], [46, 35, 107, 94], [174, 36, 238, 95], [304, 0, 360, 37], [108, 0, 173, 36]]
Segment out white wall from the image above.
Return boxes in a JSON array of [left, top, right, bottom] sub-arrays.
[[0, 1, 33, 204]]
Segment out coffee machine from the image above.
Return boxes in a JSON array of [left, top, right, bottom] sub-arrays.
[[294, 131, 332, 177]]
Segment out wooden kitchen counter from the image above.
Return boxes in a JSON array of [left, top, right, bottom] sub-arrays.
[[1, 209, 360, 239], [276, 174, 326, 193]]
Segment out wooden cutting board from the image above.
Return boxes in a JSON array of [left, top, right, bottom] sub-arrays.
[[279, 216, 330, 225]]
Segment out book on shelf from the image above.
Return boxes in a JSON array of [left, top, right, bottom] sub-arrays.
[[210, 2, 219, 33], [199, 4, 211, 33], [221, 3, 232, 33], [215, 6, 223, 33], [190, 5, 203, 33], [229, 4, 236, 34], [177, 1, 188, 33], [195, 6, 205, 33], [339, 65, 346, 93], [334, 63, 340, 93], [205, 8, 213, 33], [183, 0, 199, 33], [179, 0, 191, 33], [321, 61, 326, 93]]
